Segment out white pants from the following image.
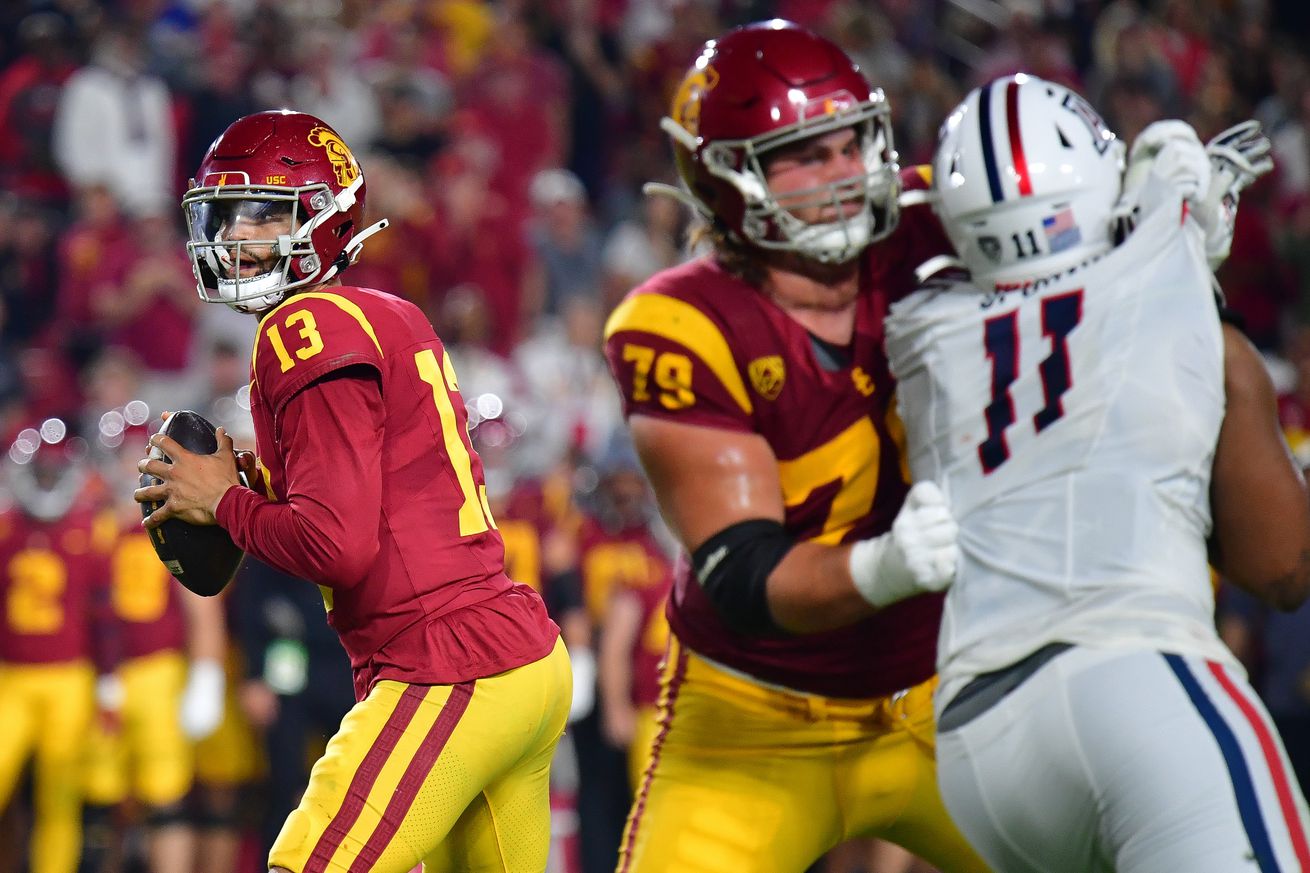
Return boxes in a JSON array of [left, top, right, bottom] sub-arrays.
[[937, 646, 1310, 873]]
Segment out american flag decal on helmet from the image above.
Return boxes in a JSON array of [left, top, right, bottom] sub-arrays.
[[1043, 207, 1081, 253]]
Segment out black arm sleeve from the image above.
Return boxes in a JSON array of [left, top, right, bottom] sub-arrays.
[[690, 519, 794, 638]]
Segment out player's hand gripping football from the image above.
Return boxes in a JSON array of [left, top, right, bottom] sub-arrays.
[[848, 481, 959, 609], [135, 425, 242, 528]]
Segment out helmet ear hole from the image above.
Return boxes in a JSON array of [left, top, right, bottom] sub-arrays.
[[1056, 127, 1074, 149]]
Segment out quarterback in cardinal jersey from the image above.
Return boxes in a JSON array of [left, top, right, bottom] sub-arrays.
[[137, 109, 569, 873]]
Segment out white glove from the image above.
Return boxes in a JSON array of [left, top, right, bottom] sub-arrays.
[[96, 673, 125, 712], [1198, 120, 1274, 269], [567, 646, 596, 724], [848, 481, 959, 609], [179, 659, 226, 741], [1112, 120, 1211, 238]]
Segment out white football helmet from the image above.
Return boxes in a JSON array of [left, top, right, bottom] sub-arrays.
[[932, 74, 1126, 286]]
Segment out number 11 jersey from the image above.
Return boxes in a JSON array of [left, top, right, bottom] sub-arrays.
[[886, 201, 1231, 705]]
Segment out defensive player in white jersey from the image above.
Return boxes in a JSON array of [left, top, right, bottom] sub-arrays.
[[885, 74, 1310, 873]]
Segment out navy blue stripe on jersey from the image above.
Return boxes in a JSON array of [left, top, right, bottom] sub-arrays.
[[1165, 653, 1281, 873], [978, 81, 1004, 203]]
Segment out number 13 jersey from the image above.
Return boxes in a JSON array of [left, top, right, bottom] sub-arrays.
[[236, 285, 559, 699], [886, 202, 1231, 705]]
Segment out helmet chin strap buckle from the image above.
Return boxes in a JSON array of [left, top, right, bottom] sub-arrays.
[[344, 219, 390, 264]]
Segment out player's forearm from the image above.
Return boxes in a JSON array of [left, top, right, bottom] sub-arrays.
[[766, 541, 874, 633], [217, 487, 378, 588], [216, 373, 385, 589]]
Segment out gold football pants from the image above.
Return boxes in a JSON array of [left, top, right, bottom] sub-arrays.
[[269, 637, 571, 873], [0, 660, 95, 873], [616, 636, 990, 873]]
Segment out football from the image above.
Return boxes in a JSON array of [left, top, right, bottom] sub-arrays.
[[138, 410, 246, 596]]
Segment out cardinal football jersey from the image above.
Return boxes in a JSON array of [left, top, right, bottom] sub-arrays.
[[603, 168, 951, 699], [245, 285, 558, 694], [0, 508, 112, 664], [886, 199, 1231, 705], [108, 522, 187, 659]]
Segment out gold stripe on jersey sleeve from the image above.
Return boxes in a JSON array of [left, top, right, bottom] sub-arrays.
[[252, 291, 385, 375], [914, 165, 932, 186], [603, 293, 753, 415]]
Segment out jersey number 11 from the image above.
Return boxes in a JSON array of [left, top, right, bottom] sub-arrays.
[[978, 290, 1084, 474]]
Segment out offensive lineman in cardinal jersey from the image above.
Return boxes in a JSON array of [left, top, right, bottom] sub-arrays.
[[135, 110, 569, 873], [603, 21, 984, 873], [886, 75, 1310, 872]]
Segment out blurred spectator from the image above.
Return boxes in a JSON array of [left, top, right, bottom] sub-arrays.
[[439, 283, 531, 410], [52, 23, 177, 217], [103, 208, 201, 383], [1272, 85, 1310, 199], [0, 194, 61, 344], [77, 347, 146, 441], [574, 434, 672, 873], [342, 154, 438, 307], [178, 39, 259, 184], [528, 168, 605, 318], [427, 149, 535, 352], [458, 6, 567, 208], [515, 294, 624, 467], [286, 23, 381, 151], [1278, 195, 1310, 331], [0, 299, 23, 442], [369, 78, 451, 169], [0, 11, 79, 208], [600, 187, 683, 309], [540, 0, 628, 204]]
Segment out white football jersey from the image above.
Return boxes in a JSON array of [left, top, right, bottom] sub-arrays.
[[886, 201, 1233, 704]]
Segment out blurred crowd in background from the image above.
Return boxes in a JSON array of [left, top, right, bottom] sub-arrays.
[[1, 1, 1310, 872]]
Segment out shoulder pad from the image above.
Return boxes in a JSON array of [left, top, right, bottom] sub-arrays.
[[900, 164, 933, 193], [603, 290, 755, 427], [252, 291, 386, 413]]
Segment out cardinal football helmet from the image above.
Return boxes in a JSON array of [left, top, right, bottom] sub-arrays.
[[932, 74, 1126, 286], [182, 110, 389, 313], [658, 20, 898, 264], [6, 419, 89, 522]]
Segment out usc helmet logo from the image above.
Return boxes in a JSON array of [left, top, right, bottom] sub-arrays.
[[671, 64, 720, 138], [307, 125, 360, 187]]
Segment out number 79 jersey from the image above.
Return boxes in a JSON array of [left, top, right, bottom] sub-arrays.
[[885, 203, 1230, 698]]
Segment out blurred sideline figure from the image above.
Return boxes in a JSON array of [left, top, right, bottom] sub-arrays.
[[82, 422, 227, 873], [0, 423, 117, 873]]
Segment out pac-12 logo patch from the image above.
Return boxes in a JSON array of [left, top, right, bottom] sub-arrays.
[[978, 235, 1003, 263], [748, 355, 785, 401]]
